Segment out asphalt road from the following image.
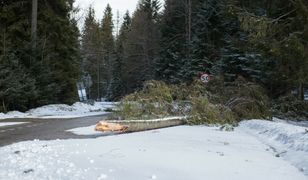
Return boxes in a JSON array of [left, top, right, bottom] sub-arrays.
[[0, 114, 110, 147]]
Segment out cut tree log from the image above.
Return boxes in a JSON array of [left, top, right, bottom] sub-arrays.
[[95, 121, 129, 132], [95, 117, 187, 133]]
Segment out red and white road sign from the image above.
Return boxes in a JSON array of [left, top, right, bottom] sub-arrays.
[[200, 73, 210, 83]]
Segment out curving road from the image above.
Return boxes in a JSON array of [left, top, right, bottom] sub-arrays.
[[0, 114, 110, 147]]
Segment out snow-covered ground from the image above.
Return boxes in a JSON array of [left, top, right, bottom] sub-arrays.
[[0, 122, 28, 127], [239, 119, 308, 176], [0, 102, 115, 120], [67, 125, 100, 136], [273, 117, 308, 128], [0, 123, 307, 180]]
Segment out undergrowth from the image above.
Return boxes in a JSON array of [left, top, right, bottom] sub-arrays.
[[272, 95, 308, 120], [114, 78, 271, 125]]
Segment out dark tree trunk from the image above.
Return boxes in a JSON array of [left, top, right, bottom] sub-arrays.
[[31, 0, 38, 50], [299, 82, 304, 100]]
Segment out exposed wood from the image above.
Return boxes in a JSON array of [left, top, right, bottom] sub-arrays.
[[95, 121, 129, 132], [96, 117, 187, 133]]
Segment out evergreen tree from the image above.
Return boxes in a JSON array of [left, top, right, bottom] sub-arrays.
[[1, 0, 307, 111], [183, 0, 224, 81], [107, 54, 123, 100], [35, 0, 81, 104], [155, 0, 187, 83], [233, 0, 308, 98], [108, 11, 132, 99], [117, 11, 131, 58], [81, 6, 101, 100], [123, 0, 161, 93], [100, 4, 115, 99], [0, 53, 37, 112], [0, 0, 81, 111]]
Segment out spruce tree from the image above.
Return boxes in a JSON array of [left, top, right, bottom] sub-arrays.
[[155, 0, 187, 83], [109, 11, 132, 99], [183, 0, 224, 81], [0, 54, 37, 112], [123, 0, 161, 93], [117, 11, 131, 58], [35, 0, 81, 104], [0, 0, 81, 111], [100, 4, 115, 99], [233, 0, 308, 98], [81, 6, 101, 100]]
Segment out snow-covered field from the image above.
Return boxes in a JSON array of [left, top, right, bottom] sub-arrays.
[[0, 121, 307, 180], [0, 102, 115, 120]]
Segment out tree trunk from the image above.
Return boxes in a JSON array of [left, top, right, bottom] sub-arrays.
[[31, 0, 38, 50], [97, 58, 100, 100], [299, 82, 304, 100], [3, 30, 6, 57], [2, 100, 7, 113], [186, 0, 191, 48]]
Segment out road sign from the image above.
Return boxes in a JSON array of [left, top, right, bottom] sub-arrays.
[[200, 73, 210, 83]]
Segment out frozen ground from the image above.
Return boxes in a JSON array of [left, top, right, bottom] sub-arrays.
[[0, 102, 115, 120], [273, 117, 308, 128], [67, 125, 100, 136], [239, 119, 308, 176], [0, 122, 307, 180]]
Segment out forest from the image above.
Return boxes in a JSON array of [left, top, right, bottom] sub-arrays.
[[0, 0, 307, 118]]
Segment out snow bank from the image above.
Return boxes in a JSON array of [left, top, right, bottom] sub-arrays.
[[239, 120, 308, 175], [0, 111, 26, 119], [273, 117, 308, 128], [0, 122, 28, 127], [27, 102, 110, 118], [0, 102, 115, 119], [0, 126, 306, 180]]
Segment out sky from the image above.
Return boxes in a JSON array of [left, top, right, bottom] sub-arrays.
[[74, 0, 164, 31], [74, 0, 141, 30]]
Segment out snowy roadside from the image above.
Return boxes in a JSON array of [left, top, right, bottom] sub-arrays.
[[0, 125, 306, 180], [67, 125, 100, 136], [273, 117, 308, 128], [0, 102, 116, 120], [0, 122, 28, 127], [239, 119, 308, 176]]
